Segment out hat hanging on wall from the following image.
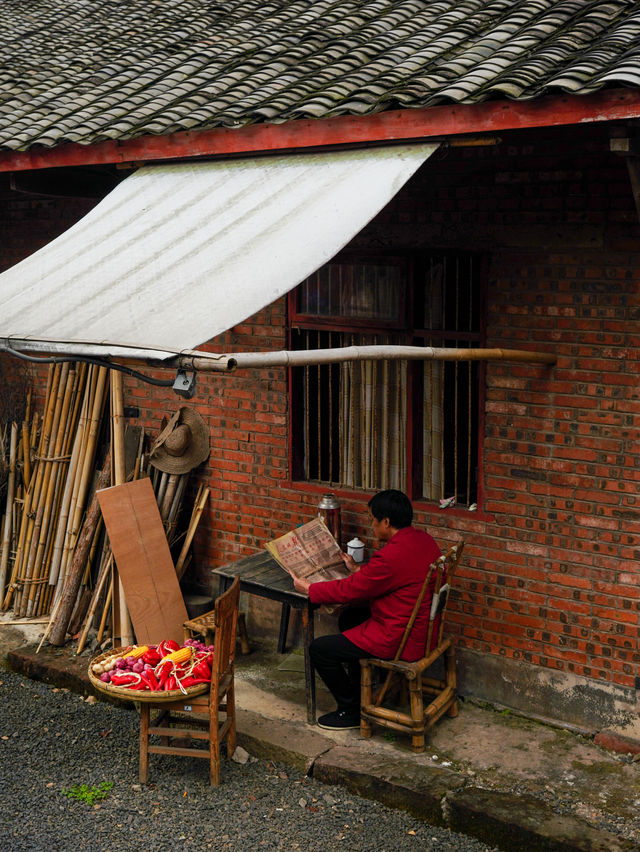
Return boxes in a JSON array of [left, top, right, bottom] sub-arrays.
[[149, 407, 210, 474]]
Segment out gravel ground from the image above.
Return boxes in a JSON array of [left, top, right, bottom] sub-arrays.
[[0, 670, 504, 852]]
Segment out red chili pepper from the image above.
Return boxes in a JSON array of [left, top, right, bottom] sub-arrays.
[[142, 649, 161, 666], [180, 676, 210, 688], [192, 659, 211, 680], [144, 669, 159, 691], [158, 639, 180, 656], [156, 660, 172, 688], [137, 672, 152, 691], [110, 673, 138, 687], [164, 675, 177, 691]]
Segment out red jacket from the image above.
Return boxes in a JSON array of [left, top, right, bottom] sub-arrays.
[[308, 526, 441, 661]]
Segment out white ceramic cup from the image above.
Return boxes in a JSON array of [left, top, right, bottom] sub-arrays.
[[346, 537, 365, 563]]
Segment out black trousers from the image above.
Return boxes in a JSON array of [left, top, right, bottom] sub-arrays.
[[309, 607, 373, 712]]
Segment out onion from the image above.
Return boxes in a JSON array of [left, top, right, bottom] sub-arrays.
[[132, 661, 144, 673], [115, 658, 127, 670], [99, 672, 111, 683]]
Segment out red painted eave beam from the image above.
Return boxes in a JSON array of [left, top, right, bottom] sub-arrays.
[[0, 87, 639, 173]]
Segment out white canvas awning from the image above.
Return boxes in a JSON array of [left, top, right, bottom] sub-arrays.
[[0, 143, 439, 360]]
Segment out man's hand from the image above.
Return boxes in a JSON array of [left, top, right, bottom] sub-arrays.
[[293, 576, 311, 595], [340, 551, 359, 574]]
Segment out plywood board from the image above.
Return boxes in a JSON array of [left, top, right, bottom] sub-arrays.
[[97, 477, 188, 644]]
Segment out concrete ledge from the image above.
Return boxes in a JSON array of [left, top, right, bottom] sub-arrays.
[[236, 707, 333, 773], [7, 643, 92, 694], [446, 788, 636, 852], [312, 745, 464, 826]]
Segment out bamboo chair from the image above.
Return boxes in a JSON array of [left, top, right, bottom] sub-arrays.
[[360, 541, 464, 753], [139, 577, 240, 785], [184, 606, 251, 655]]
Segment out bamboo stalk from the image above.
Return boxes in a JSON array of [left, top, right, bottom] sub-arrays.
[[96, 578, 112, 645], [54, 376, 94, 594], [0, 423, 18, 601], [36, 593, 64, 653], [175, 485, 209, 580], [110, 370, 133, 647], [166, 472, 188, 527], [59, 366, 108, 589], [48, 399, 86, 589], [25, 365, 76, 616], [21, 421, 31, 491], [48, 448, 111, 646], [13, 365, 61, 613], [155, 470, 169, 508], [111, 371, 126, 487], [164, 474, 188, 546], [159, 473, 181, 521], [2, 413, 36, 611], [76, 552, 113, 654]]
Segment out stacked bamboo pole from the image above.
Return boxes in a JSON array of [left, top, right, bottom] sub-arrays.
[[0, 363, 108, 617]]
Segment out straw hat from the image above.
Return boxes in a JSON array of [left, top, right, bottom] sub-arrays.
[[149, 407, 210, 474]]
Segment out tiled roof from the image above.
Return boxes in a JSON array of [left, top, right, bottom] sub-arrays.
[[1, 0, 639, 151]]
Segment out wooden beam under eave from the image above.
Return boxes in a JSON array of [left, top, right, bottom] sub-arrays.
[[1, 88, 640, 173]]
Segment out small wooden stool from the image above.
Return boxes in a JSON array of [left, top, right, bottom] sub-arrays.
[[184, 609, 251, 655]]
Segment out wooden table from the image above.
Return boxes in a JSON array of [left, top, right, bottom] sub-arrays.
[[212, 551, 317, 724]]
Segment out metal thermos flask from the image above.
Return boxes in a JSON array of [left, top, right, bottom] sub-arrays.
[[317, 493, 341, 546]]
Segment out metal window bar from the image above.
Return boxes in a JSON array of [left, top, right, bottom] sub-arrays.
[[297, 253, 480, 501]]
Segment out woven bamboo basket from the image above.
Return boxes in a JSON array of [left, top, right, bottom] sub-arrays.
[[87, 647, 210, 703]]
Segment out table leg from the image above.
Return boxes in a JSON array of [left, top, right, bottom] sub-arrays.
[[302, 602, 316, 725], [277, 603, 290, 653]]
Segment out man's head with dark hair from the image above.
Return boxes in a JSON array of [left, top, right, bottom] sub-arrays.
[[368, 490, 413, 530]]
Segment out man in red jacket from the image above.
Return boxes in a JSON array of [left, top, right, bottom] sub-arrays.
[[293, 489, 441, 730]]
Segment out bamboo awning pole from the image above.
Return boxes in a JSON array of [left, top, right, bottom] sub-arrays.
[[180, 345, 557, 372]]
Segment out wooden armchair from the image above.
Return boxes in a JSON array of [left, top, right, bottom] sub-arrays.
[[360, 541, 464, 753], [139, 577, 240, 785]]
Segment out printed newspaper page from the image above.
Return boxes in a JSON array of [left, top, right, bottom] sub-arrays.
[[265, 518, 350, 583]]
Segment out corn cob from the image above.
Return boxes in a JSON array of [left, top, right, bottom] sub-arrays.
[[159, 646, 192, 665], [124, 645, 150, 660]]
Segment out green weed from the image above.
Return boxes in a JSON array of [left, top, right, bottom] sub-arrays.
[[61, 781, 113, 807]]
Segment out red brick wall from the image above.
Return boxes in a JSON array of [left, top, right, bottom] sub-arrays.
[[1, 124, 638, 701]]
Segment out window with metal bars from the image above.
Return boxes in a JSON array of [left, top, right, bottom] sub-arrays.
[[289, 252, 483, 506]]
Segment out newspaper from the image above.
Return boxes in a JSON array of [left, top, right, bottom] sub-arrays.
[[265, 517, 351, 583]]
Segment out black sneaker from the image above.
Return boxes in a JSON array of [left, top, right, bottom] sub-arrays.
[[317, 709, 360, 730]]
